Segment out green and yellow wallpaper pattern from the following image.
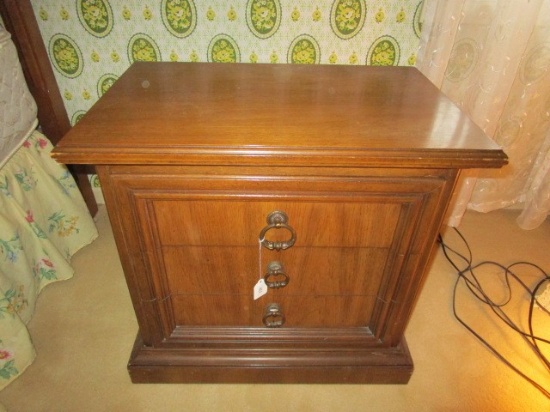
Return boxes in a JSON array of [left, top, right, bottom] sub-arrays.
[[31, 0, 423, 193]]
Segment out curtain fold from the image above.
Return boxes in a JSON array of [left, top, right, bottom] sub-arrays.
[[417, 0, 550, 229]]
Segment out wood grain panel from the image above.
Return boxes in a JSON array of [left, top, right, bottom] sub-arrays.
[[160, 246, 389, 296], [52, 63, 507, 169], [169, 295, 377, 328], [153, 200, 401, 247]]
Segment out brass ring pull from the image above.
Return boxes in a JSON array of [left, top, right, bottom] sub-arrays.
[[262, 303, 285, 328], [264, 261, 289, 289], [259, 211, 296, 251]]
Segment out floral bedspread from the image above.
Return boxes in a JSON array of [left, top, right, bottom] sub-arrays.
[[0, 131, 98, 390]]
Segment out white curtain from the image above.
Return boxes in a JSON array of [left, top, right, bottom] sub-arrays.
[[416, 0, 550, 229]]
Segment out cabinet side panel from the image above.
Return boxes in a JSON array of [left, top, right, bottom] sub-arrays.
[[96, 166, 165, 346], [380, 170, 460, 345]]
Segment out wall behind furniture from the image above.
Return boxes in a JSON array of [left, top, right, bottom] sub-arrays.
[[30, 0, 424, 197]]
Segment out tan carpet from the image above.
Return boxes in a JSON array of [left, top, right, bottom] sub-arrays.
[[0, 207, 548, 411]]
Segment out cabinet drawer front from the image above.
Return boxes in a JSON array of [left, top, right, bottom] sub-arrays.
[[153, 200, 401, 248], [170, 295, 376, 328], [161, 246, 388, 296]]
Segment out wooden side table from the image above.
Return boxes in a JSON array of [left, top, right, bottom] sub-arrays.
[[53, 62, 507, 384]]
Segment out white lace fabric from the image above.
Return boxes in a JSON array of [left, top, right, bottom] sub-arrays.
[[417, 0, 550, 230], [0, 27, 38, 168]]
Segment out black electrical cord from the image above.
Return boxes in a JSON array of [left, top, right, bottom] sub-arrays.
[[438, 227, 550, 399]]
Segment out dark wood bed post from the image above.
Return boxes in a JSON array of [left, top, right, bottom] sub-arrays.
[[0, 0, 98, 216]]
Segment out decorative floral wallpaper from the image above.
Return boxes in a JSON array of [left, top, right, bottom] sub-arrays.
[[30, 0, 424, 196]]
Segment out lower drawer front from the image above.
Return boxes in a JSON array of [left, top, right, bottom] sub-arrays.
[[169, 294, 377, 327]]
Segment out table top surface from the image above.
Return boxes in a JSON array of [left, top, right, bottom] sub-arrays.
[[53, 62, 507, 168]]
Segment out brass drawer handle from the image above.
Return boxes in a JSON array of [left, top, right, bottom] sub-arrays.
[[262, 303, 285, 328], [264, 261, 289, 289], [259, 211, 296, 251]]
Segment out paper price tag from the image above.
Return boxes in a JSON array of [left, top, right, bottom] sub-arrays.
[[253, 279, 268, 300]]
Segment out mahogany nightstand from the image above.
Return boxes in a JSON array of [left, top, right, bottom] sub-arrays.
[[53, 62, 507, 383]]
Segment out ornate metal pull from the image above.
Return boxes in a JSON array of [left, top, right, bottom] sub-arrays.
[[259, 211, 296, 251], [264, 261, 290, 289], [262, 303, 285, 328]]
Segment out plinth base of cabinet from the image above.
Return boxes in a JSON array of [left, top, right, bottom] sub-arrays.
[[127, 333, 414, 384]]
